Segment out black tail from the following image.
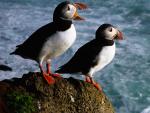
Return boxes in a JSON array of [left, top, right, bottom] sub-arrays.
[[10, 46, 22, 56]]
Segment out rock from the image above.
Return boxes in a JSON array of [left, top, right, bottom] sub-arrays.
[[0, 72, 115, 113], [0, 65, 12, 71]]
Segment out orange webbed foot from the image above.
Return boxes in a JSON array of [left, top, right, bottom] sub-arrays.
[[43, 73, 55, 84], [93, 82, 102, 92]]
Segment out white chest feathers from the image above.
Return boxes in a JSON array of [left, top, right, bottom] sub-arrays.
[[39, 24, 76, 62], [89, 43, 116, 76]]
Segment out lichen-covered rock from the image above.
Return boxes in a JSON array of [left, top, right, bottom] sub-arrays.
[[0, 72, 115, 113]]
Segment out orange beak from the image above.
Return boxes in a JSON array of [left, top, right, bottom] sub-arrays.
[[73, 11, 85, 20], [72, 2, 88, 20], [115, 30, 123, 40]]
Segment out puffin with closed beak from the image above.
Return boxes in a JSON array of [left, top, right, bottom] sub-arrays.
[[10, 1, 87, 84], [56, 24, 123, 91]]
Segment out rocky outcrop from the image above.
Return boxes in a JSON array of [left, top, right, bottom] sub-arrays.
[[0, 65, 12, 71], [0, 72, 115, 113]]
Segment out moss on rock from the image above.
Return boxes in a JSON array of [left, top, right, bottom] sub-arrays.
[[6, 91, 36, 113]]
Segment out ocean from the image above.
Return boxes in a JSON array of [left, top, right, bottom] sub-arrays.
[[0, 0, 150, 113]]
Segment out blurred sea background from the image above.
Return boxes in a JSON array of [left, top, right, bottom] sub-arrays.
[[0, 0, 150, 113]]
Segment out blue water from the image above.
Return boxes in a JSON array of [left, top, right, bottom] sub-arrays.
[[0, 0, 150, 113]]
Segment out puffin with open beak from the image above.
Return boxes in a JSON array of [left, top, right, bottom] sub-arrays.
[[10, 1, 87, 84], [56, 24, 123, 91]]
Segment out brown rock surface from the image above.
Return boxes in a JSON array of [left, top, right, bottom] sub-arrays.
[[0, 72, 115, 113]]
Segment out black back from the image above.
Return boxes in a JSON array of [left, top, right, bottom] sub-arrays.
[[56, 39, 114, 75], [10, 22, 57, 60]]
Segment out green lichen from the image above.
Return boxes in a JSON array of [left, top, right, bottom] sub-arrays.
[[6, 91, 36, 113]]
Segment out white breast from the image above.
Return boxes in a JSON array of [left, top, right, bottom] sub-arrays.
[[89, 43, 116, 76], [38, 24, 76, 62]]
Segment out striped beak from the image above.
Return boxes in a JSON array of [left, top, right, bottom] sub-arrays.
[[115, 30, 123, 40], [72, 2, 88, 20], [73, 2, 88, 10]]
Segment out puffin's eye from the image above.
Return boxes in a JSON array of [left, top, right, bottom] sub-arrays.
[[109, 27, 112, 32], [67, 6, 70, 11]]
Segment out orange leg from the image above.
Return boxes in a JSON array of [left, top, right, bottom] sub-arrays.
[[39, 64, 55, 84], [46, 61, 51, 74], [85, 76, 102, 91], [90, 77, 102, 91], [46, 61, 61, 78]]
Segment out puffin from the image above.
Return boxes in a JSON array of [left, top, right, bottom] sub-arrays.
[[10, 1, 87, 84], [55, 24, 123, 91]]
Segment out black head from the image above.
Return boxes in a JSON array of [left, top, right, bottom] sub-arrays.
[[53, 1, 86, 22], [96, 23, 123, 41]]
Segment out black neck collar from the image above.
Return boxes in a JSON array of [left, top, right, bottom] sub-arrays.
[[95, 38, 114, 46], [53, 18, 72, 31]]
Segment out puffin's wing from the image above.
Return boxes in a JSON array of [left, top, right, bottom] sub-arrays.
[[10, 22, 56, 60], [55, 39, 102, 74]]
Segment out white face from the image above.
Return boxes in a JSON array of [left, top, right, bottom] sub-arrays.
[[63, 4, 76, 19], [104, 27, 118, 40]]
